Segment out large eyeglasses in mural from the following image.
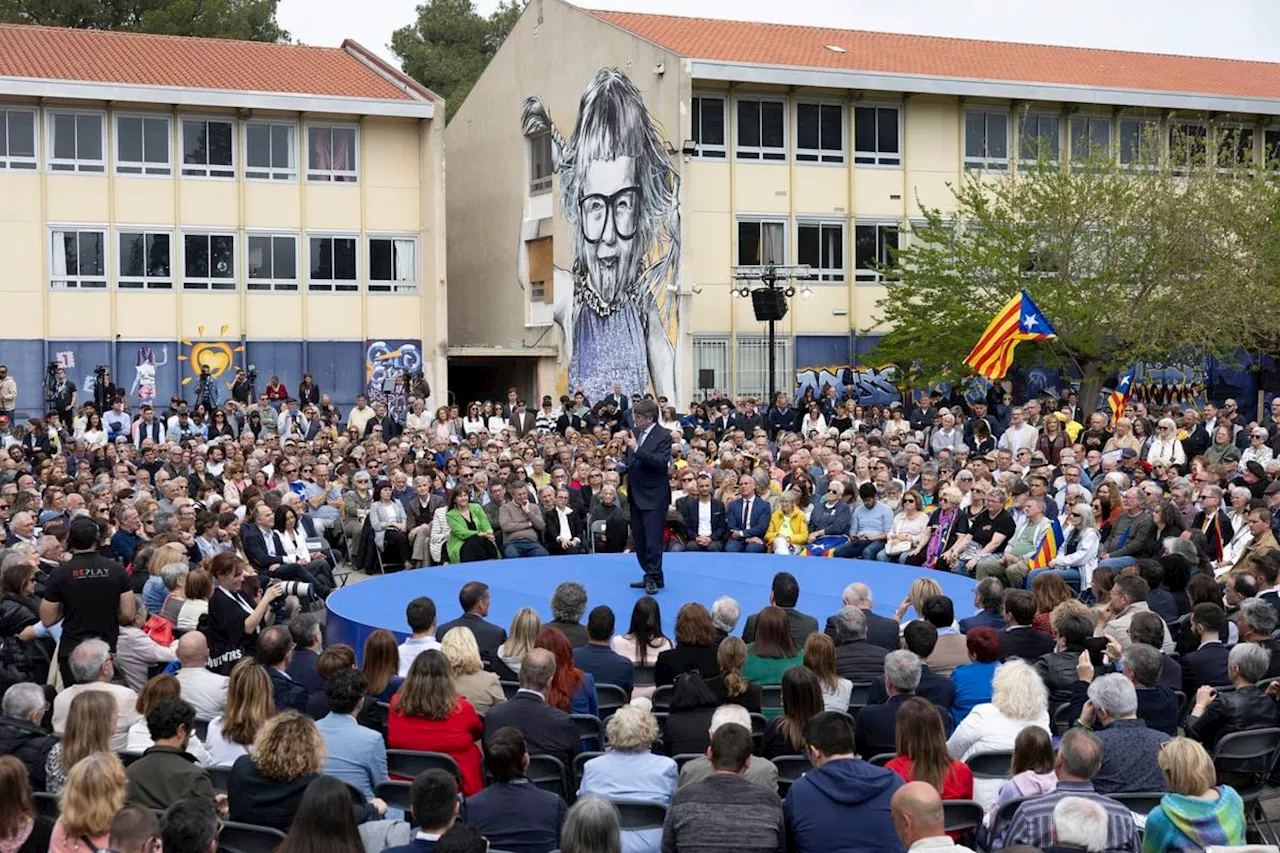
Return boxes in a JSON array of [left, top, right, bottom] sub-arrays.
[[522, 68, 682, 404]]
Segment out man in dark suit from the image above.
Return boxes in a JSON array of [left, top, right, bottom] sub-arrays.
[[855, 650, 924, 759], [285, 614, 326, 696], [725, 474, 770, 553], [624, 400, 671, 594], [958, 577, 1006, 634], [1000, 590, 1055, 663], [1180, 602, 1231, 697], [483, 649, 579, 770], [742, 572, 820, 647], [573, 607, 634, 698], [464, 726, 567, 853], [827, 605, 889, 684], [241, 502, 330, 598], [509, 400, 539, 439], [435, 581, 507, 656], [257, 625, 308, 712], [824, 582, 900, 652], [678, 472, 728, 552], [384, 769, 460, 853], [867, 621, 956, 710]]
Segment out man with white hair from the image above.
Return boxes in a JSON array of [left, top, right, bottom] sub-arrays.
[[710, 596, 740, 644], [1078, 672, 1169, 794], [678, 704, 778, 789], [823, 583, 899, 651], [831, 606, 888, 684], [855, 651, 922, 759], [0, 682, 55, 790], [174, 632, 229, 721], [1050, 797, 1110, 852], [51, 637, 140, 751]]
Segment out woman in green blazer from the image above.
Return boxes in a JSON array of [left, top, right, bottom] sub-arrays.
[[445, 485, 501, 563]]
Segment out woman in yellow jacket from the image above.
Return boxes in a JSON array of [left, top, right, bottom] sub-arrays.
[[765, 490, 809, 555]]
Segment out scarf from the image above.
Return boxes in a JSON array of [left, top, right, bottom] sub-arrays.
[[925, 507, 957, 569], [1143, 787, 1245, 852]]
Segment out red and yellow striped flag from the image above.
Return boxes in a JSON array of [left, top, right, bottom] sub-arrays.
[[963, 291, 1057, 381]]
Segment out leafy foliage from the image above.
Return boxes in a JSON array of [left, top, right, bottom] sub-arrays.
[[0, 0, 287, 41]]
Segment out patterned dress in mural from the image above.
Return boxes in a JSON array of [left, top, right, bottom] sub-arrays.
[[570, 298, 648, 404]]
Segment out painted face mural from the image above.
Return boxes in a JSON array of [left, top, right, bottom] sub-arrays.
[[522, 68, 682, 404]]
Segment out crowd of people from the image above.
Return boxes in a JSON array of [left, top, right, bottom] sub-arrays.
[[1, 375, 1280, 851]]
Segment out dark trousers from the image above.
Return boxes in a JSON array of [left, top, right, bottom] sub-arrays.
[[630, 502, 665, 584]]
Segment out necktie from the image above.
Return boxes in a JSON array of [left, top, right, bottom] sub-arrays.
[[743, 500, 750, 527]]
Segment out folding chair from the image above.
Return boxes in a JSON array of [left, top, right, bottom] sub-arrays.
[[1051, 702, 1076, 735], [500, 680, 520, 699], [528, 753, 570, 801], [848, 681, 873, 715], [965, 750, 1014, 780], [614, 800, 667, 830], [761, 685, 782, 710], [375, 780, 415, 814], [387, 749, 462, 783], [596, 683, 628, 719], [208, 764, 231, 794], [651, 684, 674, 712], [589, 519, 607, 554], [1215, 727, 1280, 843], [218, 822, 287, 853], [672, 753, 703, 771], [867, 752, 896, 766], [774, 755, 813, 794], [1111, 791, 1166, 817], [941, 800, 984, 835], [572, 751, 604, 791], [572, 713, 606, 750]]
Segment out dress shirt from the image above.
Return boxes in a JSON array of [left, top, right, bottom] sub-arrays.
[[697, 500, 712, 537], [398, 635, 442, 677]]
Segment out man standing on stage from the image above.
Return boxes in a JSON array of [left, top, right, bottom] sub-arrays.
[[626, 399, 671, 594]]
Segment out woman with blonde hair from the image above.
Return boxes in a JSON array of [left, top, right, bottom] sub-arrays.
[[0, 755, 35, 853], [125, 674, 213, 764], [440, 626, 505, 715], [496, 607, 542, 673], [705, 636, 762, 712], [803, 633, 852, 712], [205, 659, 275, 767], [1143, 737, 1245, 852], [50, 753, 126, 853], [44, 691, 115, 795], [894, 576, 944, 624], [908, 486, 964, 569], [764, 490, 808, 555]]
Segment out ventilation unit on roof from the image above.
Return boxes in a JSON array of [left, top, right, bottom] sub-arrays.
[[824, 45, 847, 53]]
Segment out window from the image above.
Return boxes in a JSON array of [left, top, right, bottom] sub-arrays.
[[529, 133, 552, 194], [735, 335, 792, 399], [797, 221, 845, 282], [308, 236, 358, 292], [181, 119, 234, 178], [855, 222, 900, 282], [48, 111, 104, 173], [307, 124, 358, 183], [691, 96, 726, 158], [1168, 120, 1208, 174], [1018, 113, 1060, 164], [247, 234, 298, 291], [796, 102, 843, 163], [245, 122, 296, 181], [1070, 116, 1112, 162], [368, 237, 417, 293], [115, 115, 170, 176], [693, 337, 729, 395], [183, 233, 236, 290], [527, 237, 553, 303], [1119, 117, 1160, 167], [964, 109, 1009, 171], [854, 105, 900, 166], [117, 231, 172, 289], [1266, 129, 1280, 170], [737, 220, 787, 266], [0, 108, 37, 170], [736, 98, 786, 161], [50, 228, 107, 289], [1214, 125, 1255, 170]]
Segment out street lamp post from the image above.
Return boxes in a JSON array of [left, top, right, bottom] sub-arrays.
[[731, 264, 814, 404]]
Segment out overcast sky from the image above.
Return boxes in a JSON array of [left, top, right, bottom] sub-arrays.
[[279, 0, 1280, 66]]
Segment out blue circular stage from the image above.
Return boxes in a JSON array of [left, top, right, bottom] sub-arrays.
[[325, 552, 979, 657]]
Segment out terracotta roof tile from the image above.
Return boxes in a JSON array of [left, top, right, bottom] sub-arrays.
[[0, 24, 413, 101], [588, 10, 1280, 102]]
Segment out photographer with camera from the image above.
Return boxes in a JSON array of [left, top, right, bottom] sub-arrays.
[[205, 551, 286, 675], [92, 366, 119, 414], [230, 366, 254, 406]]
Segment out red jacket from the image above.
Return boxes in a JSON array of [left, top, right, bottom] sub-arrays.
[[388, 695, 484, 795]]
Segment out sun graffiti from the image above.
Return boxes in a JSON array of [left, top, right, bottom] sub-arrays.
[[177, 324, 245, 386]]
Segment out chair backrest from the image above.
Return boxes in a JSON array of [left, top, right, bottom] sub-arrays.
[[218, 822, 287, 853], [208, 764, 231, 794], [528, 753, 570, 801], [986, 795, 1032, 847], [651, 684, 674, 712], [1111, 791, 1166, 817], [942, 800, 985, 834], [571, 713, 605, 746], [761, 685, 782, 709], [375, 780, 415, 814], [964, 750, 1014, 779], [387, 749, 462, 782], [867, 752, 895, 767], [591, 520, 607, 535], [651, 711, 668, 740], [194, 719, 211, 741], [572, 751, 604, 788], [613, 799, 668, 830], [596, 683, 628, 718], [848, 681, 873, 711], [33, 791, 59, 820], [1213, 727, 1280, 780], [1051, 702, 1075, 735], [500, 680, 519, 699], [672, 753, 703, 770], [773, 755, 813, 792]]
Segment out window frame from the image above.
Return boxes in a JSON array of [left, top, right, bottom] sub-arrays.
[[306, 233, 361, 293], [735, 95, 787, 162], [179, 116, 236, 179], [114, 112, 172, 177], [1264, 126, 1280, 172], [795, 99, 845, 165], [243, 120, 298, 182], [1017, 111, 1061, 166], [245, 231, 300, 292], [1168, 118, 1209, 175], [1069, 115, 1113, 164], [46, 109, 107, 173], [48, 225, 108, 290], [796, 218, 846, 283], [304, 122, 360, 184], [1118, 115, 1162, 169], [734, 334, 793, 400], [692, 336, 731, 397], [691, 93, 727, 159], [736, 217, 789, 268], [528, 132, 553, 195], [0, 106, 38, 171], [963, 107, 1010, 172], [853, 102, 902, 168], [854, 219, 903, 284], [1212, 122, 1256, 172], [367, 234, 419, 294], [116, 227, 174, 290], [181, 231, 238, 291]]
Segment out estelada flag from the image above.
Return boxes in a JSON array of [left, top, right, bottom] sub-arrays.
[[963, 290, 1057, 381]]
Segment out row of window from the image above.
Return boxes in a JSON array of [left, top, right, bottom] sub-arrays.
[[737, 218, 901, 283], [48, 229, 417, 292], [0, 107, 359, 182], [683, 95, 1280, 171], [693, 336, 794, 401]]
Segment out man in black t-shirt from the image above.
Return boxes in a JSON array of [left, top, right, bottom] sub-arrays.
[[41, 516, 134, 686], [958, 487, 1016, 576]]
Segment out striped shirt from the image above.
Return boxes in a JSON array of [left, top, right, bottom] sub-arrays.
[[1003, 781, 1139, 852]]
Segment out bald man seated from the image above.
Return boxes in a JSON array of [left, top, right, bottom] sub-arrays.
[[891, 781, 977, 853], [173, 632, 228, 721]]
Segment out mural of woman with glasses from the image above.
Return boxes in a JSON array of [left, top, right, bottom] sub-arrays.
[[521, 67, 682, 404]]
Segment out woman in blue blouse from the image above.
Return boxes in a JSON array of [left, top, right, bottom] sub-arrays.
[[950, 627, 1002, 726]]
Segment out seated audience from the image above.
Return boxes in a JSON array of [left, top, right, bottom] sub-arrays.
[[398, 596, 442, 677], [0, 755, 36, 853], [661, 665, 720, 757], [921, 597, 970, 677], [560, 796, 622, 853], [1143, 737, 1247, 853], [577, 704, 678, 853], [383, 769, 460, 853], [388, 649, 484, 795], [0, 683, 55, 792], [537, 626, 600, 716], [574, 606, 635, 698], [361, 628, 405, 704], [706, 636, 763, 712], [258, 624, 308, 713], [1050, 796, 1111, 853], [466, 726, 566, 853], [654, 603, 721, 687], [742, 572, 819, 648], [125, 674, 212, 765], [548, 582, 590, 648], [50, 753, 127, 853], [441, 626, 505, 715], [483, 648, 580, 769], [499, 607, 543, 674], [1119, 643, 1181, 737], [1079, 672, 1170, 794], [276, 775, 370, 853], [435, 582, 508, 656], [858, 650, 924, 760], [803, 632, 853, 713], [890, 780, 969, 853], [829, 605, 889, 686], [315, 668, 389, 804], [123, 697, 216, 810], [1033, 610, 1095, 707], [949, 626, 1001, 726], [52, 638, 139, 752], [885, 697, 973, 802], [677, 704, 778, 790], [205, 659, 274, 768], [999, 589, 1054, 663], [985, 726, 1057, 832], [761, 666, 824, 759], [867, 621, 957, 711], [744, 606, 804, 696], [173, 632, 229, 722], [46, 690, 115, 795], [1187, 641, 1279, 751], [106, 806, 158, 853], [1179, 602, 1232, 698], [611, 597, 673, 698]]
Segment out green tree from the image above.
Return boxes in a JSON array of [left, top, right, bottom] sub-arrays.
[[865, 140, 1280, 416], [0, 0, 287, 41], [391, 0, 524, 121]]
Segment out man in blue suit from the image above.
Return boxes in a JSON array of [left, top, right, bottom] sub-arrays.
[[625, 399, 672, 594], [384, 769, 459, 853], [726, 473, 770, 553], [958, 577, 1006, 634], [678, 472, 728, 552]]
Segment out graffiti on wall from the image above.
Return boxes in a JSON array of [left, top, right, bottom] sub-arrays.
[[129, 346, 169, 404], [177, 325, 244, 407], [1134, 361, 1208, 410], [794, 364, 903, 407], [521, 68, 682, 404], [365, 340, 422, 420]]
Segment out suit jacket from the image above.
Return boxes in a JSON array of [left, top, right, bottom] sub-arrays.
[[833, 639, 889, 684], [482, 690, 579, 769], [825, 609, 900, 652], [384, 840, 436, 853], [407, 494, 447, 532], [855, 693, 910, 759], [1000, 626, 1055, 663], [926, 634, 970, 677], [242, 524, 287, 574], [1180, 640, 1232, 697], [625, 424, 672, 512], [510, 411, 538, 439], [867, 664, 956, 711], [436, 612, 507, 657], [286, 648, 326, 696], [268, 667, 308, 712], [678, 498, 728, 544], [464, 779, 567, 853], [726, 497, 771, 540], [543, 507, 587, 555], [958, 609, 1006, 634], [742, 606, 820, 648]]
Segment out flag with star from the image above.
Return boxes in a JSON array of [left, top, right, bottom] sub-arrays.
[[963, 291, 1057, 380], [1108, 368, 1137, 423]]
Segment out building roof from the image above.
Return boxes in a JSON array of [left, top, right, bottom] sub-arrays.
[[587, 9, 1280, 103], [0, 23, 429, 104]]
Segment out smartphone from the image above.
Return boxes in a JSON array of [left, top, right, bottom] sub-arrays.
[[1082, 636, 1108, 667]]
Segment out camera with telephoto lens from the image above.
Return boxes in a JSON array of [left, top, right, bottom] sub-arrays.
[[246, 363, 258, 382], [274, 580, 313, 600], [94, 365, 107, 376]]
